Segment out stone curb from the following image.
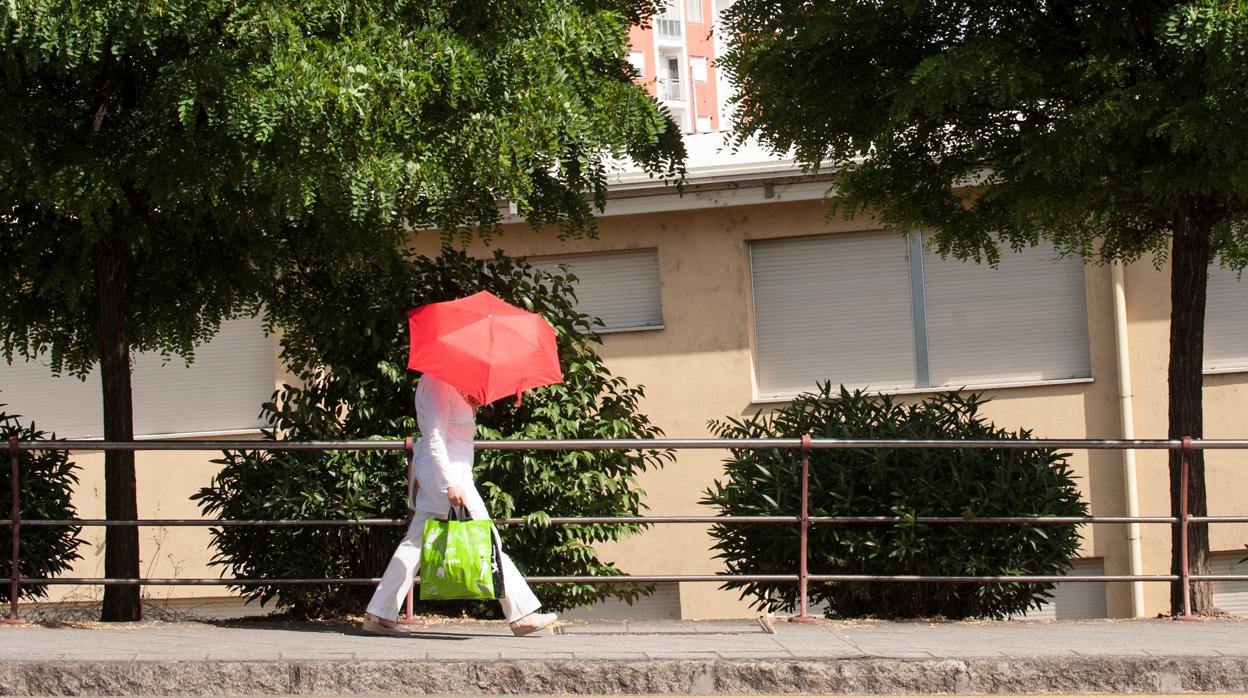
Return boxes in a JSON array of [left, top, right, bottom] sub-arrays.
[[2, 656, 1248, 696]]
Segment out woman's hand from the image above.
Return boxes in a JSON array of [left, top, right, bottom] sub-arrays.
[[446, 485, 466, 507]]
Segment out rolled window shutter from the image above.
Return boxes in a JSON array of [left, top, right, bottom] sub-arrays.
[[0, 356, 102, 438], [750, 232, 916, 397], [0, 315, 273, 437], [1211, 552, 1248, 616], [130, 314, 275, 435], [923, 238, 1090, 387], [527, 249, 663, 332], [1021, 558, 1107, 620], [1205, 264, 1248, 372]]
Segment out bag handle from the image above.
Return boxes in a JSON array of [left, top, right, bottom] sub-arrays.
[[447, 504, 471, 521]]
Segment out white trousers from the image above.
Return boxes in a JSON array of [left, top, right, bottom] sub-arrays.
[[365, 487, 541, 623]]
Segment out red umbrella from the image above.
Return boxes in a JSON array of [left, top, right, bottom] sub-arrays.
[[406, 291, 563, 406]]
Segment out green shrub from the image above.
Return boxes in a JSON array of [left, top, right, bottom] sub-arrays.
[[0, 402, 85, 602], [701, 384, 1087, 620], [193, 248, 671, 618]]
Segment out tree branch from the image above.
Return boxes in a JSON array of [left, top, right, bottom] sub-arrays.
[[88, 45, 122, 135]]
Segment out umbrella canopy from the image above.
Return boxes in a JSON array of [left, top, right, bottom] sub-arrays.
[[406, 290, 563, 406]]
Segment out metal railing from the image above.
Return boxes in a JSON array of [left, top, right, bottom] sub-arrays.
[[4, 435, 1248, 624], [659, 77, 684, 102]]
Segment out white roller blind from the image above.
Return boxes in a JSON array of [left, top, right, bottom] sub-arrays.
[[0, 315, 274, 438], [690, 56, 708, 82], [1021, 558, 1107, 620], [1211, 552, 1248, 617], [924, 238, 1090, 387], [527, 249, 663, 332], [686, 0, 703, 22], [1205, 264, 1248, 372], [750, 233, 916, 397], [628, 50, 646, 77], [563, 581, 681, 620]]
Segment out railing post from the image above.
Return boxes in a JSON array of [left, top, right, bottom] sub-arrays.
[[397, 436, 421, 627], [1175, 436, 1198, 621], [790, 434, 818, 624], [4, 436, 24, 624]]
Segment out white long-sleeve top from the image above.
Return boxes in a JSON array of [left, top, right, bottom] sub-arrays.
[[410, 375, 477, 514]]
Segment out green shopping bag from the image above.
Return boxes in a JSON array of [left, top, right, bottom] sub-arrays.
[[418, 507, 504, 600]]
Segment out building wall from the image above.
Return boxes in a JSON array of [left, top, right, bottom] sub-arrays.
[[407, 197, 1248, 619], [1122, 260, 1248, 614]]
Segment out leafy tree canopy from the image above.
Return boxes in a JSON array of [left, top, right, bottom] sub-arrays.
[[720, 0, 1247, 264], [0, 0, 684, 375]]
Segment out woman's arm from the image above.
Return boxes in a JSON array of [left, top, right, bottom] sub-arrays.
[[416, 378, 466, 506]]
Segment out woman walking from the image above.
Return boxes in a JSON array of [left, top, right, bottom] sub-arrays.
[[362, 375, 559, 636]]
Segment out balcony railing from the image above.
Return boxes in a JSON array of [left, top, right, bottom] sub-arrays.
[[659, 77, 684, 101]]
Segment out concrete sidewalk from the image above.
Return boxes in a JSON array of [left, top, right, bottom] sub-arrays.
[[2, 617, 1247, 695]]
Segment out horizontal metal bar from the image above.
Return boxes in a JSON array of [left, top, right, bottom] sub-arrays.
[[1192, 575, 1248, 582], [807, 516, 1180, 524], [9, 440, 410, 452], [3, 519, 409, 527], [20, 575, 797, 586], [524, 575, 798, 583], [521, 516, 797, 524], [1, 515, 1191, 527], [1, 516, 798, 527], [16, 573, 1185, 586], [20, 578, 382, 586], [807, 575, 1180, 583], [1187, 516, 1248, 523], [10, 437, 1248, 453]]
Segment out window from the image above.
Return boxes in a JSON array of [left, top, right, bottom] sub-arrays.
[[0, 315, 275, 437], [1204, 264, 1248, 373], [752, 233, 916, 396], [686, 0, 704, 23], [921, 233, 1090, 386], [749, 232, 1090, 398], [526, 249, 663, 332], [628, 50, 646, 77], [656, 0, 682, 38], [690, 56, 708, 82]]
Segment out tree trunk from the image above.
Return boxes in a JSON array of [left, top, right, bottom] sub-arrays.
[[1167, 201, 1213, 616], [95, 224, 141, 622]]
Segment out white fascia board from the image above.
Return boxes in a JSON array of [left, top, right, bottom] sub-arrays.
[[599, 176, 835, 217], [496, 174, 836, 223]]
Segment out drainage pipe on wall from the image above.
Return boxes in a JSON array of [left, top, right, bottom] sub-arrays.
[[1111, 260, 1146, 617]]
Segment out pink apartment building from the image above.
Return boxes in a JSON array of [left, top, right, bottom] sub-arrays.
[[627, 0, 727, 133]]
